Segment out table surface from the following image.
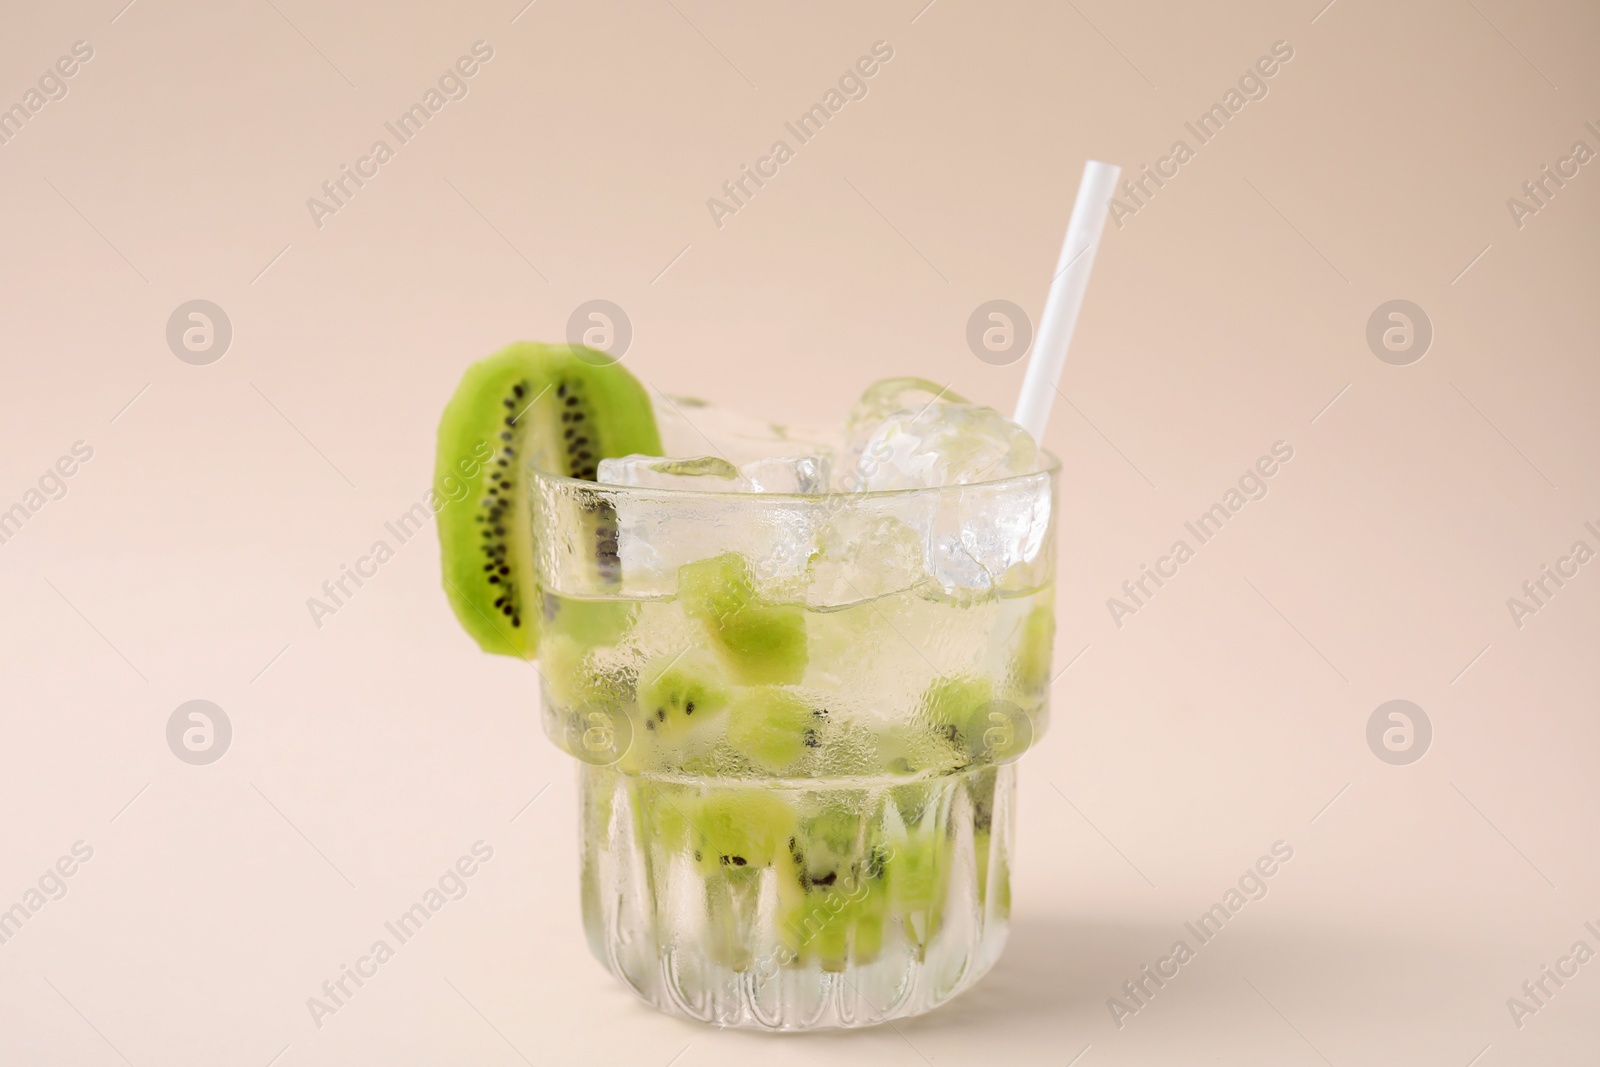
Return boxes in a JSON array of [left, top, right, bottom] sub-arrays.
[[1, 0, 1596, 1063]]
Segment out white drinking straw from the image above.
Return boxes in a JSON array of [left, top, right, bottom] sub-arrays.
[[1013, 159, 1122, 443]]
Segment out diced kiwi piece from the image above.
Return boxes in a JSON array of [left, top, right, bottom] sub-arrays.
[[885, 822, 950, 951], [646, 456, 742, 480], [1013, 604, 1054, 695], [648, 788, 805, 970], [677, 553, 807, 685], [876, 724, 964, 777], [854, 853, 889, 954], [687, 789, 799, 873], [783, 805, 889, 970], [726, 686, 821, 772], [637, 782, 797, 873], [969, 766, 1008, 915], [637, 779, 695, 853], [545, 594, 637, 647], [434, 342, 660, 658], [842, 872, 891, 963], [922, 674, 996, 762], [536, 632, 591, 710], [791, 806, 863, 887], [538, 598, 637, 703], [882, 779, 957, 953], [808, 880, 887, 971], [636, 649, 732, 742]]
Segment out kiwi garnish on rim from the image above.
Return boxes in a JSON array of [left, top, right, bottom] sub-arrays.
[[434, 342, 660, 657]]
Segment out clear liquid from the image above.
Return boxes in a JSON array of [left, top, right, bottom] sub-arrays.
[[540, 571, 1050, 1028], [578, 761, 1016, 1029]]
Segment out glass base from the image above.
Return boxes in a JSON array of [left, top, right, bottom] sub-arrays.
[[577, 761, 1015, 1030]]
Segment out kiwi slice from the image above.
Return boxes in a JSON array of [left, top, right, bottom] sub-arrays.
[[676, 553, 808, 684], [434, 342, 660, 657]]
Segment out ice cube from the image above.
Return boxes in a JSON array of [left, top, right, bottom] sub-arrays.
[[597, 386, 1049, 604], [654, 395, 840, 467], [603, 485, 821, 595], [844, 377, 967, 444], [599, 453, 831, 495], [841, 396, 1050, 598], [805, 508, 927, 607], [596, 452, 829, 597], [839, 378, 966, 489], [853, 402, 1040, 491], [923, 476, 1053, 600], [597, 454, 749, 491], [742, 454, 831, 494]]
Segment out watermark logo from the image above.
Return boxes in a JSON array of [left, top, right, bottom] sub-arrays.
[[0, 841, 94, 947], [1107, 441, 1294, 627], [1506, 521, 1598, 629], [167, 300, 232, 365], [306, 440, 492, 630], [973, 699, 1033, 764], [705, 41, 896, 229], [305, 42, 495, 230], [1366, 300, 1431, 366], [1366, 700, 1430, 765], [0, 440, 94, 547], [566, 299, 632, 364], [306, 841, 494, 1028], [1108, 840, 1295, 1027], [167, 700, 231, 765], [1506, 921, 1600, 1029], [1506, 121, 1598, 230], [0, 40, 94, 148], [561, 703, 633, 766], [966, 300, 1033, 366], [1110, 40, 1296, 229]]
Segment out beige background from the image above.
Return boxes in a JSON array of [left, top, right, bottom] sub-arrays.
[[1, 0, 1597, 1063]]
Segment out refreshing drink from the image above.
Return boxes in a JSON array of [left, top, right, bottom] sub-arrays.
[[434, 344, 1057, 1029]]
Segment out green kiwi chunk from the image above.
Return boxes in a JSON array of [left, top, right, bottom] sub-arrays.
[[636, 649, 732, 742], [969, 765, 1006, 914], [912, 677, 1015, 913], [921, 674, 996, 762], [783, 805, 889, 970], [884, 811, 951, 951], [434, 342, 660, 658], [726, 686, 821, 772], [690, 790, 803, 971], [538, 598, 639, 711], [689, 789, 798, 872], [1013, 604, 1054, 695], [676, 553, 808, 684]]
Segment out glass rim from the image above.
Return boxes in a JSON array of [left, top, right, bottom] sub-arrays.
[[527, 449, 1061, 502]]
